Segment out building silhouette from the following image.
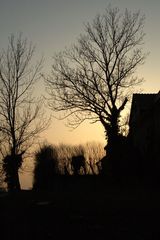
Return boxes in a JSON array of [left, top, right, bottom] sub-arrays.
[[128, 91, 160, 181]]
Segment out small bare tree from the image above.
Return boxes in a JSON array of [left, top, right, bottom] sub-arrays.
[[0, 34, 49, 191], [46, 7, 146, 148]]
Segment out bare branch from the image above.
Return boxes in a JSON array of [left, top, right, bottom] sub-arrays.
[[46, 6, 147, 138], [0, 33, 49, 159]]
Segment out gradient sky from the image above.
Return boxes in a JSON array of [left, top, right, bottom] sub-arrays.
[[0, 0, 160, 147]]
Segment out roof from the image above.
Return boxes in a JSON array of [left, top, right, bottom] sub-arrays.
[[129, 92, 160, 126], [132, 93, 156, 110]]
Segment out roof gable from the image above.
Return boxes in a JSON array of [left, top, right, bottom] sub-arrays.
[[129, 92, 160, 126]]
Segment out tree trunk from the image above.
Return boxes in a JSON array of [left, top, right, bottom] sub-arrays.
[[13, 168, 21, 191], [104, 112, 121, 178], [7, 168, 21, 192], [3, 153, 22, 192]]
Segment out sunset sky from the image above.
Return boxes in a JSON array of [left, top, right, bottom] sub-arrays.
[[0, 0, 160, 147]]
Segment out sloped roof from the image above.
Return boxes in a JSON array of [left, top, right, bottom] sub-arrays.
[[132, 93, 156, 110], [129, 92, 160, 126]]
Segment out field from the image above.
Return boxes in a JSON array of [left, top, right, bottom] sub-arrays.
[[0, 177, 160, 239]]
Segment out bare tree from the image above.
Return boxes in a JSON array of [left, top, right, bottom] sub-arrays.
[[46, 7, 146, 148], [0, 34, 49, 191]]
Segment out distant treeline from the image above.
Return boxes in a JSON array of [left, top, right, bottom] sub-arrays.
[[33, 142, 105, 189]]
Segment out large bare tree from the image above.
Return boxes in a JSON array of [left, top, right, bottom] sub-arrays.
[[46, 7, 146, 148], [0, 34, 49, 191]]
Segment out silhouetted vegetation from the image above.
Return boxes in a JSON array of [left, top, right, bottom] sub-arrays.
[[32, 136, 148, 189], [33, 142, 105, 189], [33, 144, 57, 190], [3, 151, 25, 191], [0, 34, 49, 191], [0, 8, 156, 189], [45, 7, 148, 182], [46, 7, 147, 180], [71, 155, 86, 175], [1, 5, 160, 239]]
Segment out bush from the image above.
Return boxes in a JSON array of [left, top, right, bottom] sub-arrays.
[[33, 144, 57, 190]]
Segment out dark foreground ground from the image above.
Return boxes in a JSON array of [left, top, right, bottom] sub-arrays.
[[0, 177, 160, 240]]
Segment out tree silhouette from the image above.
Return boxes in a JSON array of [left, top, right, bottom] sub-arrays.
[[71, 155, 86, 175], [46, 6, 146, 150], [33, 144, 57, 190], [0, 34, 49, 191], [3, 151, 25, 191]]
